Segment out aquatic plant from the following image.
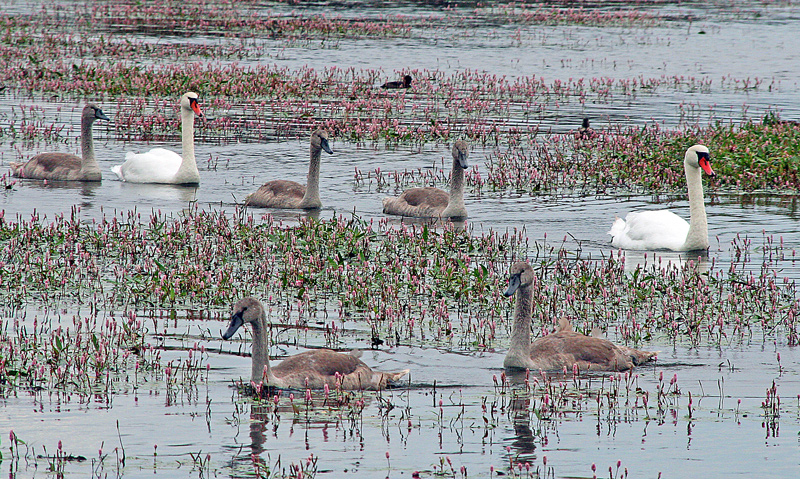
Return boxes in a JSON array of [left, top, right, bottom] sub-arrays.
[[471, 117, 800, 195], [3, 205, 800, 399], [591, 117, 800, 192], [479, 3, 662, 27]]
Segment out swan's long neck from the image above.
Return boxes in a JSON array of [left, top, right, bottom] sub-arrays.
[[683, 161, 709, 250], [174, 108, 200, 184], [442, 157, 466, 218], [250, 312, 272, 384], [79, 115, 101, 179], [508, 284, 533, 362], [299, 145, 322, 209]]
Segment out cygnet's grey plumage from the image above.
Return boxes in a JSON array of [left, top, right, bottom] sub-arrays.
[[11, 104, 109, 182], [245, 129, 333, 209], [382, 139, 469, 219], [222, 297, 410, 390], [504, 261, 656, 372]]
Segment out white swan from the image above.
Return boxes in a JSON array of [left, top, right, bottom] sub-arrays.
[[382, 139, 469, 219], [504, 261, 656, 372], [244, 129, 333, 209], [222, 297, 410, 390], [608, 145, 715, 251], [111, 92, 202, 185], [10, 104, 109, 182]]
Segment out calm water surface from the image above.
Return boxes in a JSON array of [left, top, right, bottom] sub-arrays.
[[2, 1, 800, 478]]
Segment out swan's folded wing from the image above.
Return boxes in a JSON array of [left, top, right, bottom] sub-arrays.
[[28, 153, 82, 174], [117, 148, 182, 183], [622, 210, 688, 240], [272, 350, 364, 378], [399, 187, 448, 208]]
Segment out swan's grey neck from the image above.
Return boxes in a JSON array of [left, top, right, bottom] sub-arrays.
[[79, 114, 101, 180], [174, 108, 200, 184], [508, 283, 533, 364], [441, 157, 466, 218], [682, 161, 709, 251], [299, 145, 322, 209], [249, 311, 272, 384]]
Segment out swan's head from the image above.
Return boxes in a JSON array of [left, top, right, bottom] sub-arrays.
[[180, 92, 203, 117], [222, 297, 265, 340], [403, 75, 413, 87], [311, 129, 333, 155], [504, 261, 534, 297], [685, 145, 714, 177], [452, 139, 469, 169], [84, 104, 110, 122]]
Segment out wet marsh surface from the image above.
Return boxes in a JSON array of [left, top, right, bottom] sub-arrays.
[[2, 1, 800, 478]]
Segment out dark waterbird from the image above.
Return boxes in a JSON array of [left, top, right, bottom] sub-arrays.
[[381, 74, 412, 89]]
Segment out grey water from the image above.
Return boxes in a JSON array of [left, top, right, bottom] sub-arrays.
[[2, 1, 800, 478]]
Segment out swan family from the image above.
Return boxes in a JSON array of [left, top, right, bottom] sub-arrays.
[[13, 96, 713, 390], [11, 97, 716, 254]]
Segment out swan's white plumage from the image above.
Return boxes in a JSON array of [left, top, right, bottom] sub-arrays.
[[608, 145, 714, 252], [112, 148, 183, 184], [112, 92, 202, 185], [608, 210, 690, 251]]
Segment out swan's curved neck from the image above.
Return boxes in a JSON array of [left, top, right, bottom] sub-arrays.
[[683, 162, 708, 250], [249, 312, 272, 384], [79, 115, 100, 176], [300, 145, 322, 209], [174, 108, 199, 184], [508, 284, 533, 361], [442, 156, 466, 218]]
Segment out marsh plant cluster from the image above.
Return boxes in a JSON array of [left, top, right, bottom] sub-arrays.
[[2, 0, 800, 477]]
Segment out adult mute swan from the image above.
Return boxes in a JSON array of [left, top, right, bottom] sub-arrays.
[[504, 261, 656, 372], [222, 297, 410, 390], [382, 139, 469, 219], [608, 145, 715, 251], [245, 129, 333, 209], [11, 104, 109, 182], [111, 92, 203, 185]]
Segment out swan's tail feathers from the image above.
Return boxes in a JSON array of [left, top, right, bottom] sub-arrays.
[[607, 216, 626, 237], [348, 349, 364, 359], [110, 164, 124, 181], [620, 346, 658, 366], [557, 317, 573, 333], [383, 369, 410, 385], [9, 162, 24, 177]]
